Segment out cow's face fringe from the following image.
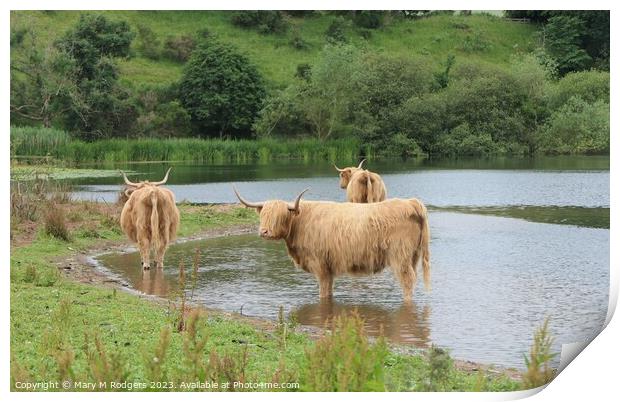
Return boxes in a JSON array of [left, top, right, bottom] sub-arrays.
[[257, 200, 295, 239]]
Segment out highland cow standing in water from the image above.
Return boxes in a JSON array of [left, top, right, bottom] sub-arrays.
[[334, 159, 387, 203], [233, 187, 430, 300], [120, 168, 180, 270]]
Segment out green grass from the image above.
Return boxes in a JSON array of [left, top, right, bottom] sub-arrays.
[[176, 205, 258, 238], [11, 127, 364, 163], [432, 205, 610, 229], [10, 11, 539, 89]]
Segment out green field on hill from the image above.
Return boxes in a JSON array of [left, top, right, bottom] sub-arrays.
[[10, 11, 538, 89]]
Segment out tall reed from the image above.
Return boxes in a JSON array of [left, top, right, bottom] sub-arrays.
[[11, 126, 365, 163], [522, 317, 557, 389]]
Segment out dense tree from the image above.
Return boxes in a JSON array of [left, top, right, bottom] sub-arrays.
[[57, 14, 134, 80], [10, 28, 79, 128], [544, 15, 592, 75], [507, 10, 609, 73], [296, 44, 363, 140], [54, 14, 136, 140], [179, 40, 266, 138]]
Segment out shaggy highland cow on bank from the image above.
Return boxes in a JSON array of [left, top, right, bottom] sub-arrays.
[[120, 168, 180, 270]]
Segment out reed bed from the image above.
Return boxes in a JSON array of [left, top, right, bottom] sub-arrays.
[[11, 126, 366, 163]]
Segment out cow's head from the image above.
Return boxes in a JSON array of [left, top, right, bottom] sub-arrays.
[[233, 187, 308, 240], [334, 159, 366, 189], [119, 168, 172, 203]]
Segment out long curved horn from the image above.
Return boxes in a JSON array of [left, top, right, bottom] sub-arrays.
[[233, 186, 265, 209], [121, 171, 139, 187], [151, 168, 172, 186], [357, 159, 366, 169], [334, 164, 345, 172], [287, 188, 309, 212]]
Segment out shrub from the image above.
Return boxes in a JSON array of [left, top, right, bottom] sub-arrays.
[[547, 70, 610, 110], [231, 11, 288, 34], [536, 97, 609, 154], [391, 92, 446, 152], [353, 11, 384, 29], [357, 53, 435, 147], [435, 124, 501, 156], [303, 312, 388, 391], [136, 101, 191, 138], [289, 28, 310, 50], [325, 16, 348, 44], [294, 63, 312, 81], [358, 28, 372, 40], [444, 72, 529, 145], [433, 54, 456, 89], [10, 183, 39, 222], [421, 345, 454, 391], [253, 86, 306, 138], [460, 30, 491, 52], [136, 24, 161, 59], [162, 35, 196, 62], [179, 40, 266, 138], [44, 205, 70, 241], [383, 133, 425, 158]]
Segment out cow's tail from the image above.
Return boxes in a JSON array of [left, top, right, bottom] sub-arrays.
[[411, 200, 431, 291], [365, 172, 374, 203], [150, 190, 160, 252]]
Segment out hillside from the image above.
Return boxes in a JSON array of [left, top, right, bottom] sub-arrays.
[[10, 10, 539, 89]]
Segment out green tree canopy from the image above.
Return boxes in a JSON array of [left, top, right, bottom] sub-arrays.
[[179, 40, 266, 138]]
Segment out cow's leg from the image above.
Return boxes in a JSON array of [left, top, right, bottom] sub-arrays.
[[316, 271, 334, 299], [396, 263, 416, 302], [137, 232, 151, 270], [154, 243, 167, 269]]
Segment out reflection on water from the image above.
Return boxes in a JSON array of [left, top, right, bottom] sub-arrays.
[[70, 157, 610, 208], [139, 268, 177, 297], [294, 301, 431, 348], [97, 212, 609, 369]]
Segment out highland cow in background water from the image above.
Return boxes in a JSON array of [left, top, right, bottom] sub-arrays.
[[335, 159, 387, 203]]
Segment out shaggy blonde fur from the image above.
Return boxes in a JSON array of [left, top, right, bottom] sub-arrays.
[[336, 164, 387, 203], [120, 185, 179, 270], [346, 170, 387, 203], [249, 197, 430, 300]]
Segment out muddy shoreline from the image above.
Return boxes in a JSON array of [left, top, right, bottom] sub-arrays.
[[55, 222, 523, 381]]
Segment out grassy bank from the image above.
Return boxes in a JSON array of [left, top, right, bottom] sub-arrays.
[[11, 126, 365, 163], [10, 178, 526, 391]]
